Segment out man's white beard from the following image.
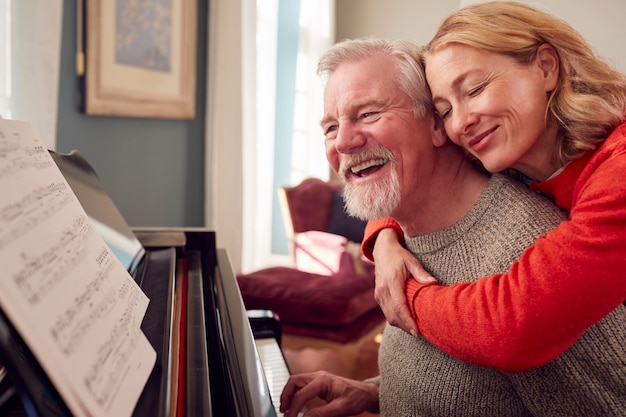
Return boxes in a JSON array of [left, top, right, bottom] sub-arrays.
[[342, 164, 401, 221]]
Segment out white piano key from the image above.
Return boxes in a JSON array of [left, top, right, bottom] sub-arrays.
[[255, 337, 291, 417]]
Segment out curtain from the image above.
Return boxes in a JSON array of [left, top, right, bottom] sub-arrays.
[[205, 0, 335, 273], [0, 0, 63, 149], [243, 0, 335, 273], [290, 0, 334, 184]]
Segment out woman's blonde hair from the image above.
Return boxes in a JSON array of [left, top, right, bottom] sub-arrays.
[[423, 1, 626, 164]]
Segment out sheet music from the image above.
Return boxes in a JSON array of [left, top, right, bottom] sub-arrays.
[[0, 119, 156, 417]]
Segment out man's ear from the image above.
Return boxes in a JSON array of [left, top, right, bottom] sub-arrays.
[[432, 113, 448, 147], [536, 43, 560, 92]]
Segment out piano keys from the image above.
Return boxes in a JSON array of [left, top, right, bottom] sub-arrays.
[[254, 338, 291, 415], [0, 150, 291, 416]]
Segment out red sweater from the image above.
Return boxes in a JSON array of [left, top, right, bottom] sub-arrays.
[[363, 121, 626, 372]]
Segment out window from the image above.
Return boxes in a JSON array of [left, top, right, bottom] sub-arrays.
[[241, 0, 334, 272], [0, 0, 62, 149]]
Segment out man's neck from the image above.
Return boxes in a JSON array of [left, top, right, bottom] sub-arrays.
[[396, 157, 489, 237]]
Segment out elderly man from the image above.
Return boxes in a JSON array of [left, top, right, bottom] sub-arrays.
[[279, 37, 624, 417]]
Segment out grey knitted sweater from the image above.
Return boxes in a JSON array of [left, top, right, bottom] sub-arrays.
[[374, 174, 626, 416]]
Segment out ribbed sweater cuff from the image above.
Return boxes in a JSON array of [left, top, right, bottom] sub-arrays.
[[406, 280, 438, 322], [362, 218, 404, 261]]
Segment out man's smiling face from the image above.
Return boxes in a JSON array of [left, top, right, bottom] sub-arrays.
[[321, 52, 437, 221]]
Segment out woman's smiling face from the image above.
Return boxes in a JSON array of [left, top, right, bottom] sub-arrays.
[[425, 43, 562, 180]]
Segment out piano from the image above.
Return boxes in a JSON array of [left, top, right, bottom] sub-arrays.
[[0, 151, 291, 417]]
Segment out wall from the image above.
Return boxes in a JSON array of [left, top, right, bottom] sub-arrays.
[[336, 0, 626, 72], [55, 0, 208, 228], [337, 0, 456, 43]]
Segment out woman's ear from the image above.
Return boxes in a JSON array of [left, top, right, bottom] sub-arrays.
[[536, 43, 560, 92]]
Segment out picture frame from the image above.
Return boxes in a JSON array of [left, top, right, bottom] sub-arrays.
[[82, 0, 197, 119]]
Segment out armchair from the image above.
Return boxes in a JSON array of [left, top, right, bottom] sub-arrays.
[[277, 177, 372, 276], [237, 178, 383, 344]]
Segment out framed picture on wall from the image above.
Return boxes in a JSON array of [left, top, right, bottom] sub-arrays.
[[80, 0, 197, 119]]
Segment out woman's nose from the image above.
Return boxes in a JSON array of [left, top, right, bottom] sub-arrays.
[[449, 105, 479, 138]]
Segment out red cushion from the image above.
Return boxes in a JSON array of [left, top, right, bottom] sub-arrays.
[[280, 308, 385, 344], [237, 266, 380, 327]]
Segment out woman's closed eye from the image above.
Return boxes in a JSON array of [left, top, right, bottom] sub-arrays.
[[468, 84, 485, 97], [437, 107, 451, 120]]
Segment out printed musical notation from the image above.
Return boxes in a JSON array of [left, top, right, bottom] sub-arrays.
[[0, 181, 74, 251], [50, 244, 116, 355], [0, 131, 54, 182], [13, 214, 94, 304], [84, 283, 144, 408], [0, 120, 156, 417]]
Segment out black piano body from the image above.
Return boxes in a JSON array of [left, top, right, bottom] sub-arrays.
[[0, 151, 288, 417], [135, 227, 285, 417], [136, 227, 286, 417]]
